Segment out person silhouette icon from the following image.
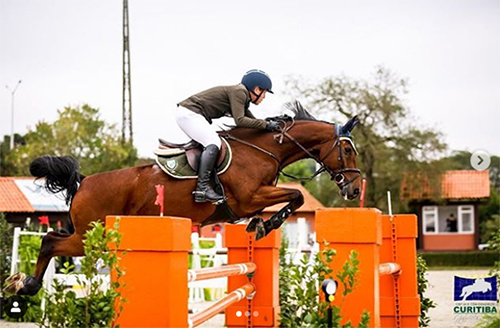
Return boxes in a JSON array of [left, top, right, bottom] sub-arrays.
[[5, 295, 27, 319], [10, 301, 22, 313]]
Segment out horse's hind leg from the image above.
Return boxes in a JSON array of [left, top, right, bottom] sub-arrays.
[[6, 232, 84, 296]]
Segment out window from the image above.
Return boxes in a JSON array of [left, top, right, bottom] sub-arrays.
[[458, 206, 474, 233], [423, 205, 475, 234], [439, 206, 458, 233], [423, 206, 438, 234]]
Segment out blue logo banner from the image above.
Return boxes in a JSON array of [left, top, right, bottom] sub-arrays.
[[454, 276, 497, 301]]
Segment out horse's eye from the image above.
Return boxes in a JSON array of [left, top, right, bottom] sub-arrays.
[[345, 147, 352, 155]]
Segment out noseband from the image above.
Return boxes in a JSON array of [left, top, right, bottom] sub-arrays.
[[318, 136, 361, 189]]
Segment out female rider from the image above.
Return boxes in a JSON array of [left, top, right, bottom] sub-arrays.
[[176, 69, 279, 204]]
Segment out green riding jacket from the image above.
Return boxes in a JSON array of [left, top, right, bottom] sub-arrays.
[[178, 84, 267, 129]]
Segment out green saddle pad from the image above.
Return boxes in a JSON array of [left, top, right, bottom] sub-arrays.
[[155, 139, 232, 179]]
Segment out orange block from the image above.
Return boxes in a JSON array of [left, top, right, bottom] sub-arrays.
[[106, 216, 191, 328], [225, 224, 281, 328], [380, 214, 420, 328], [316, 208, 382, 328], [316, 209, 420, 328]]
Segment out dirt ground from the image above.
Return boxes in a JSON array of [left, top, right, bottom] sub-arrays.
[[1, 269, 497, 328]]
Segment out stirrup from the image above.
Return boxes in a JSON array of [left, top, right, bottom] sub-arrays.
[[193, 190, 226, 205]]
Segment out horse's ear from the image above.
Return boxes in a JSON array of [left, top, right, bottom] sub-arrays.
[[341, 115, 359, 135]]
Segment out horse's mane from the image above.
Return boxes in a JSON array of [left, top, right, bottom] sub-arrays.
[[282, 101, 317, 121], [265, 100, 318, 122], [222, 101, 319, 132]]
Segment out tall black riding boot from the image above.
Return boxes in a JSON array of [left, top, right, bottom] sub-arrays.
[[193, 144, 225, 204]]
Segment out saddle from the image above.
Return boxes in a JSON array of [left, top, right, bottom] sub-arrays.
[[154, 138, 232, 179]]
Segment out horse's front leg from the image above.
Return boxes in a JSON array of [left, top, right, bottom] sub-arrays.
[[246, 186, 304, 240]]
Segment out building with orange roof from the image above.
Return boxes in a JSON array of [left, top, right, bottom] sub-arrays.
[[0, 177, 69, 229], [401, 170, 490, 251]]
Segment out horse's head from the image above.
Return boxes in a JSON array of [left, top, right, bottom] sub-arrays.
[[323, 116, 362, 200], [283, 102, 362, 201]]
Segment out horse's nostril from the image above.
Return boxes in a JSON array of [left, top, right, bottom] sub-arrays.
[[353, 188, 360, 196]]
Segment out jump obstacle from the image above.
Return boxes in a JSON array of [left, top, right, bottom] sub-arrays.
[[316, 208, 420, 328], [105, 208, 419, 328], [105, 216, 280, 328]]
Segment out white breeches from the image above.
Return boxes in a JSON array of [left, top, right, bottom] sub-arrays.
[[175, 106, 221, 149]]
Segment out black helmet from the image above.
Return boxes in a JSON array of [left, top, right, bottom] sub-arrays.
[[241, 69, 273, 94]]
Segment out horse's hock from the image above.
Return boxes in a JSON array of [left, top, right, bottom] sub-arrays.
[[105, 215, 280, 328], [105, 208, 419, 328]]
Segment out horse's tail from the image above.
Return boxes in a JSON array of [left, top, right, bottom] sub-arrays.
[[30, 156, 85, 205]]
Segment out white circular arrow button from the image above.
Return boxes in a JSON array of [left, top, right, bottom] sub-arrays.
[[470, 150, 491, 171]]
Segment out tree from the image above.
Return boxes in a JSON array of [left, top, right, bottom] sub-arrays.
[[3, 104, 137, 176], [285, 67, 447, 211], [0, 133, 26, 175]]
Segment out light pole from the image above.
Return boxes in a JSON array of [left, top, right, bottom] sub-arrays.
[[6, 80, 22, 150]]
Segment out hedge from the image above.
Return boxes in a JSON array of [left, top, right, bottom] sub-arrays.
[[419, 251, 499, 267]]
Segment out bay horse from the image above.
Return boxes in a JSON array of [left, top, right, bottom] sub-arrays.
[[5, 103, 361, 296]]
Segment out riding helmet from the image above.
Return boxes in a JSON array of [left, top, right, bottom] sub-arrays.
[[241, 69, 273, 94]]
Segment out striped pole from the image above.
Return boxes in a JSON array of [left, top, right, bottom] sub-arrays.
[[188, 263, 256, 282], [188, 283, 255, 328], [379, 262, 401, 276]]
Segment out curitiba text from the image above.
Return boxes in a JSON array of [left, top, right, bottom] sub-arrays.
[[453, 304, 498, 314]]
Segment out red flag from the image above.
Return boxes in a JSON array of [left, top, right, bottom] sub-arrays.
[[154, 184, 165, 216], [38, 215, 49, 227]]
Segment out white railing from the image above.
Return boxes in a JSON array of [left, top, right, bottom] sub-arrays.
[[189, 232, 227, 303], [10, 227, 53, 276], [10, 227, 108, 309]]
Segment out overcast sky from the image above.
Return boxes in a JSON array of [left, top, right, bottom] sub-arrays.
[[1, 0, 499, 159]]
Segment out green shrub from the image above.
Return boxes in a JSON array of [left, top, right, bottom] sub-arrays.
[[279, 239, 370, 328], [417, 254, 436, 327], [40, 220, 125, 328], [0, 215, 13, 293]]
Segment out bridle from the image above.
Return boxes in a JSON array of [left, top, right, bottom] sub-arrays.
[[223, 120, 361, 189], [278, 125, 361, 189]]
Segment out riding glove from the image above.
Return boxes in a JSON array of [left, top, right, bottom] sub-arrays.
[[265, 120, 280, 131]]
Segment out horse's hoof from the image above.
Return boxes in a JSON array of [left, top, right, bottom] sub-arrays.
[[17, 276, 42, 296], [255, 222, 266, 241], [246, 217, 263, 233], [3, 273, 26, 295]]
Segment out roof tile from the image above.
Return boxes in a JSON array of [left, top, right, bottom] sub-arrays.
[[401, 170, 490, 200], [0, 177, 35, 212]]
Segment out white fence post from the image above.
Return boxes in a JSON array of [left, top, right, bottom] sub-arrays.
[[10, 227, 21, 275]]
